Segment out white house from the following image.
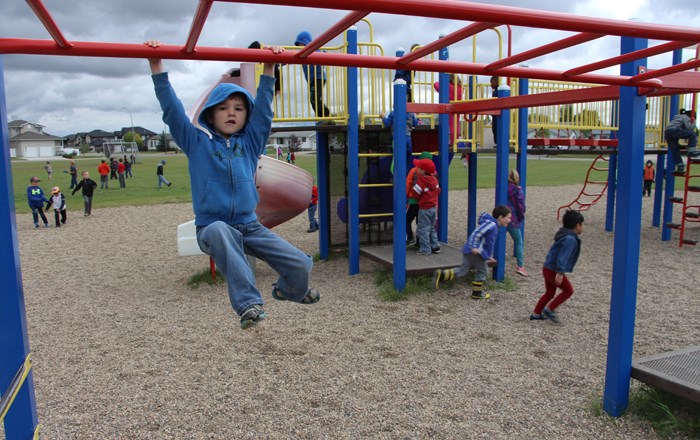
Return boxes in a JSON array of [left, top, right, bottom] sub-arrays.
[[267, 130, 317, 151], [7, 120, 64, 158]]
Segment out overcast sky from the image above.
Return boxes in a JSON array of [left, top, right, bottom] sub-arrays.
[[1, 0, 699, 137]]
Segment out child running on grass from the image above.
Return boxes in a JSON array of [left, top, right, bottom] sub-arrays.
[[144, 40, 319, 330], [530, 210, 584, 324], [432, 205, 511, 299]]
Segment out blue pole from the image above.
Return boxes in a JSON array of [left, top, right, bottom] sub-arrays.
[[603, 35, 648, 417], [316, 132, 329, 259], [651, 152, 665, 227], [392, 79, 408, 291], [661, 49, 683, 241], [517, 77, 529, 246], [605, 153, 617, 233], [347, 27, 360, 274], [437, 44, 450, 243], [467, 76, 477, 237], [0, 55, 40, 439], [494, 85, 511, 282], [605, 101, 619, 232]]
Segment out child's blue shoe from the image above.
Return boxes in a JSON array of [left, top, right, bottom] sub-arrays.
[[240, 304, 267, 330], [542, 308, 561, 324]]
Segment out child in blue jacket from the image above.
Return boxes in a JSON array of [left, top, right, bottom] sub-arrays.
[[27, 176, 49, 228], [294, 31, 331, 118], [530, 210, 584, 324], [432, 205, 512, 299], [144, 40, 319, 330]]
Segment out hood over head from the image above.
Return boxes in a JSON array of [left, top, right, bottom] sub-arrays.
[[197, 83, 255, 135], [295, 31, 312, 46]]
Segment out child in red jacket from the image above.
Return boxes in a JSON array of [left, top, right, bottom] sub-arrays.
[[410, 158, 441, 255]]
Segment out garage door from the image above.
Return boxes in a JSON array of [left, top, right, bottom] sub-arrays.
[[25, 146, 55, 157]]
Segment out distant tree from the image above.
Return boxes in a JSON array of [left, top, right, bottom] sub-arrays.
[[123, 131, 144, 151], [559, 104, 574, 123], [574, 109, 601, 138], [288, 134, 303, 152], [156, 131, 169, 152]]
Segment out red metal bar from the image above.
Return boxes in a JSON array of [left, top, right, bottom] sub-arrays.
[[630, 58, 700, 83], [398, 22, 498, 65], [0, 39, 676, 90], [485, 33, 603, 71], [224, 0, 700, 42], [295, 10, 369, 58], [183, 0, 214, 54], [564, 41, 695, 77], [449, 85, 620, 112], [25, 0, 72, 48]]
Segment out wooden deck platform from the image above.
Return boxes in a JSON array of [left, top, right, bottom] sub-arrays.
[[631, 345, 700, 404], [359, 243, 463, 275]]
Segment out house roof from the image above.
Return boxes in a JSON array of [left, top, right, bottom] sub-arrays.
[[10, 131, 63, 141], [87, 129, 114, 137], [8, 119, 43, 129], [119, 126, 158, 136]]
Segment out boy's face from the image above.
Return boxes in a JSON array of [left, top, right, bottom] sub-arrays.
[[574, 223, 584, 235], [82, 172, 89, 179], [497, 212, 512, 227], [208, 95, 248, 137]]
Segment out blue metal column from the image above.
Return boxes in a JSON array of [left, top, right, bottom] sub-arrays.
[[605, 101, 619, 232], [347, 28, 360, 274], [661, 49, 683, 241], [467, 76, 477, 237], [605, 154, 617, 232], [493, 85, 511, 281], [0, 55, 40, 439], [392, 80, 408, 291], [603, 36, 648, 417], [517, 77, 529, 245], [316, 132, 329, 259], [651, 152, 665, 227], [437, 45, 450, 242]]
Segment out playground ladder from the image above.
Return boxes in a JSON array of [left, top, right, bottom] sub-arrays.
[[557, 154, 610, 219], [666, 157, 700, 247]]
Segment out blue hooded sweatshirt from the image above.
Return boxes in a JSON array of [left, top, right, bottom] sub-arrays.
[[294, 31, 325, 82], [463, 212, 499, 260], [151, 72, 275, 227], [27, 185, 48, 208]]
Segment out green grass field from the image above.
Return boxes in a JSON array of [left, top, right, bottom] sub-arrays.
[[10, 151, 670, 214]]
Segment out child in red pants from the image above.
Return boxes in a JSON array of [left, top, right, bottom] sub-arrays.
[[530, 210, 584, 324]]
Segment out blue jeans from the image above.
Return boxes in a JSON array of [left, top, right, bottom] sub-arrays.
[[507, 226, 524, 267], [196, 221, 313, 315], [308, 204, 319, 231], [665, 127, 698, 167], [416, 207, 438, 254], [157, 174, 170, 187]]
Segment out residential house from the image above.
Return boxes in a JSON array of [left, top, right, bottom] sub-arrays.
[[267, 130, 317, 151], [7, 119, 64, 158]]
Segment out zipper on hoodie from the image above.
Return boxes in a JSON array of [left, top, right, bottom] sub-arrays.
[[225, 138, 235, 220]]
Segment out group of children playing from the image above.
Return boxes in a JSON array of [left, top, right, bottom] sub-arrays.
[[26, 171, 98, 228]]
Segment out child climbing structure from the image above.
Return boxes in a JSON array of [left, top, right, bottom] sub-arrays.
[[3, 1, 700, 437]]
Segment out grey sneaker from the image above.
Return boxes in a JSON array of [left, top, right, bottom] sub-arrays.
[[240, 304, 267, 329], [542, 308, 561, 324]]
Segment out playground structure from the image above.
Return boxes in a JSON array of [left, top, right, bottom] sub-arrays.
[[3, 0, 700, 437]]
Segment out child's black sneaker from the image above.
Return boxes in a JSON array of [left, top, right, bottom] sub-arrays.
[[431, 247, 441, 254], [470, 291, 491, 300], [240, 304, 267, 329], [529, 313, 546, 321]]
